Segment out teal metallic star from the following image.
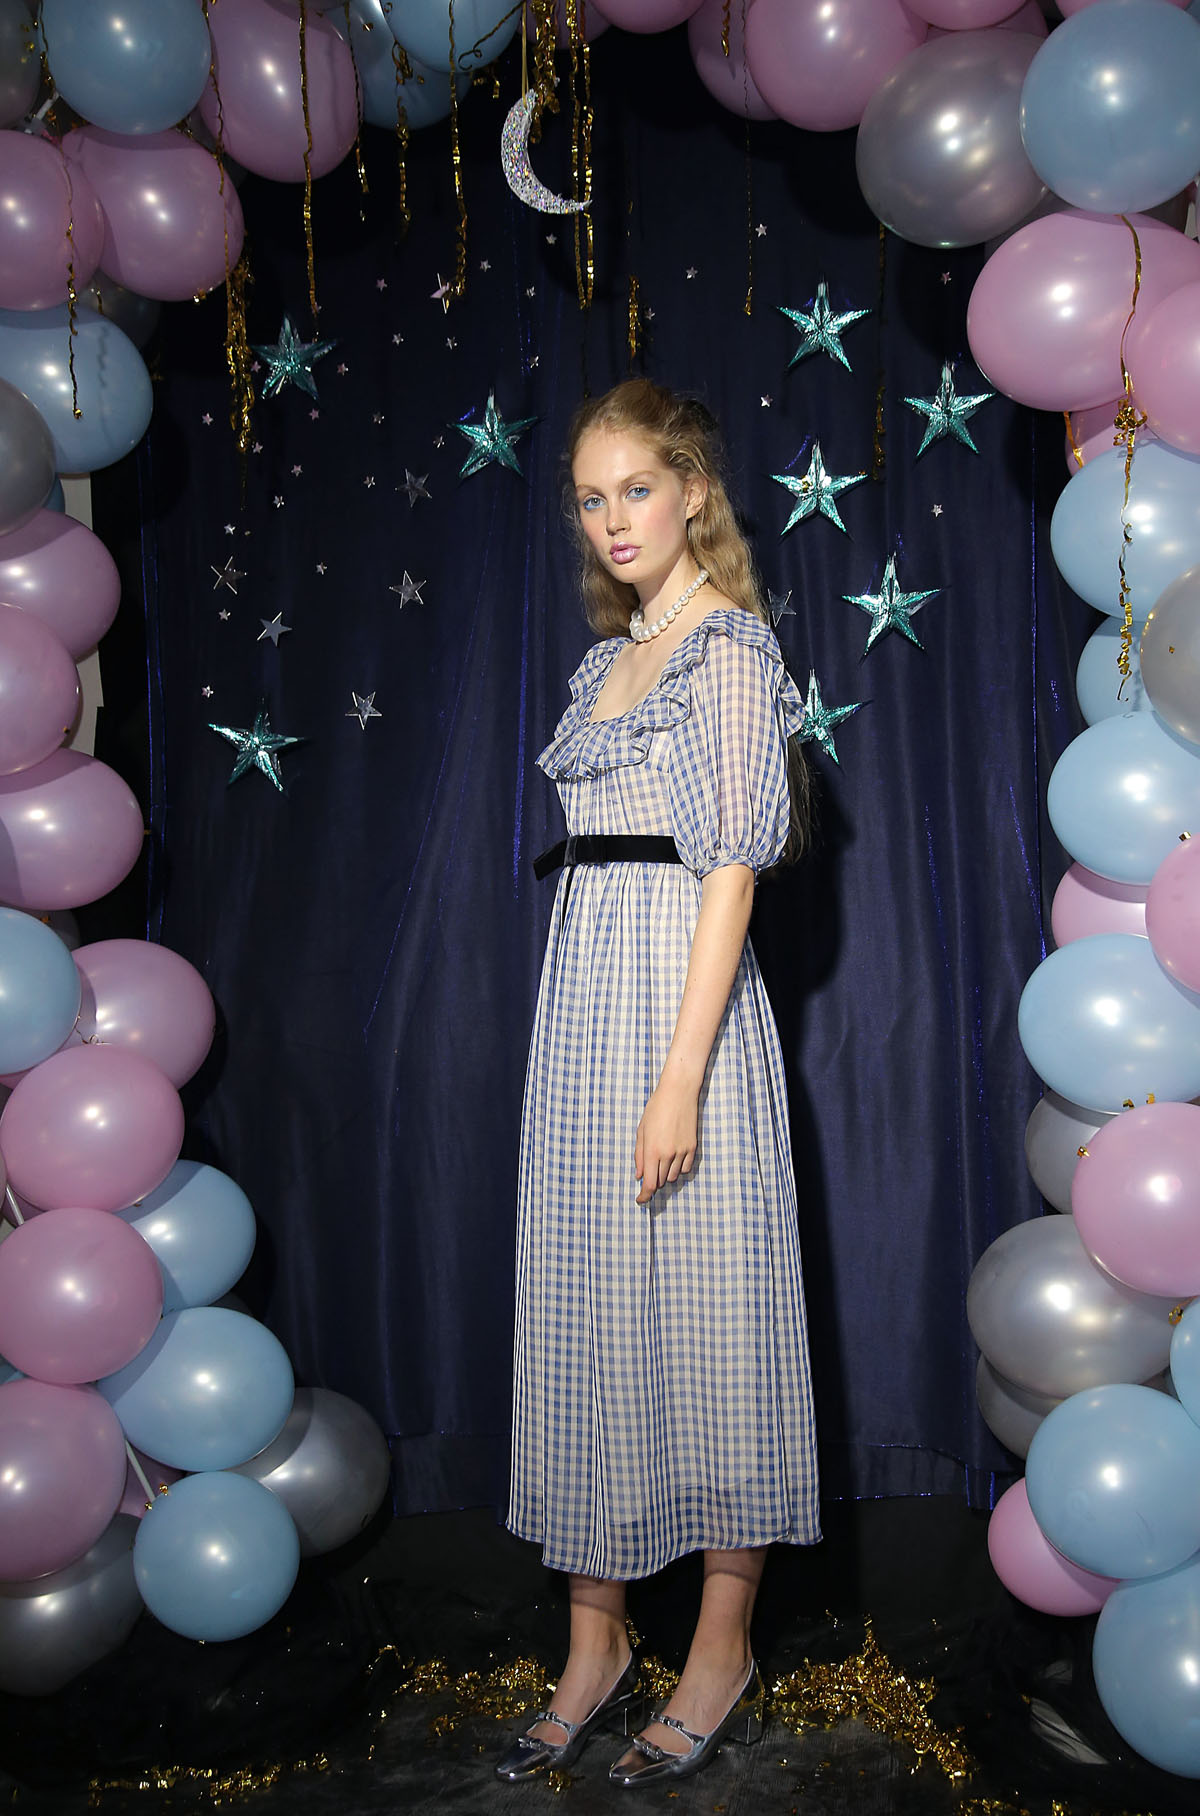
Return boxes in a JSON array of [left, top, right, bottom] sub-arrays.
[[779, 281, 869, 373], [844, 553, 940, 654], [454, 391, 538, 478], [904, 361, 994, 457], [251, 314, 337, 401], [796, 671, 863, 766], [771, 442, 866, 536], [209, 704, 301, 791]]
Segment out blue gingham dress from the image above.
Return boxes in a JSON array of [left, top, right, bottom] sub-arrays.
[[507, 607, 820, 1580]]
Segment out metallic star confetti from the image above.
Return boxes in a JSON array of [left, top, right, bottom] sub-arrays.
[[251, 315, 337, 401], [397, 470, 431, 507], [768, 588, 795, 627], [771, 443, 866, 536], [209, 704, 300, 791], [346, 691, 382, 729], [453, 392, 537, 479], [258, 614, 292, 646], [843, 553, 940, 654], [797, 671, 863, 765], [211, 558, 245, 593], [389, 572, 426, 607], [779, 282, 869, 373], [904, 361, 994, 457]]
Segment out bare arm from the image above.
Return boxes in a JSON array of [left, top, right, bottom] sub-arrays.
[[634, 862, 755, 1205]]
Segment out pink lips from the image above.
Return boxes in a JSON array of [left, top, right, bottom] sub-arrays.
[[610, 543, 638, 564]]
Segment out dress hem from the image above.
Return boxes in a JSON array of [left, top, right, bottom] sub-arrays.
[[505, 1517, 823, 1582]]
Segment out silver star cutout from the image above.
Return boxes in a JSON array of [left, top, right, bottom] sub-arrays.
[[771, 443, 866, 536], [211, 558, 245, 593], [797, 672, 863, 766], [844, 553, 940, 654], [389, 572, 426, 607], [251, 315, 337, 401], [209, 705, 300, 791], [258, 614, 292, 646], [217, 608, 231, 622], [904, 361, 994, 457], [779, 281, 870, 373], [756, 222, 767, 238], [768, 588, 794, 627], [398, 470, 431, 507], [454, 392, 537, 478], [346, 691, 382, 729]]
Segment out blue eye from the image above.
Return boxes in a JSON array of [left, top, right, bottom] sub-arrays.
[[627, 484, 649, 500], [580, 495, 603, 511]]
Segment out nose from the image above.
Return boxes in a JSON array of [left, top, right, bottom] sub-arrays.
[[606, 499, 628, 536]]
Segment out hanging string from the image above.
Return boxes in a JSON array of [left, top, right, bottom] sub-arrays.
[[339, 2, 369, 203], [566, 0, 594, 312], [198, 2, 254, 458], [298, 5, 319, 323], [57, 145, 82, 419], [627, 273, 641, 366], [871, 221, 887, 479], [4, 1185, 24, 1227], [447, 0, 468, 300], [1114, 213, 1149, 692]]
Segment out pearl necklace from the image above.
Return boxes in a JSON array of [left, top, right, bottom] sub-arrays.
[[628, 569, 709, 643]]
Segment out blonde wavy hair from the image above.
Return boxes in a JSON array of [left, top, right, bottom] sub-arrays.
[[563, 378, 812, 860]]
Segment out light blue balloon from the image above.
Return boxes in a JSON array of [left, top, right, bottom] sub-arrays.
[[331, 0, 467, 131], [0, 305, 152, 475], [40, 0, 211, 136], [1020, 0, 1200, 214], [98, 1307, 294, 1473], [1018, 933, 1200, 1111], [0, 905, 80, 1074], [1169, 1300, 1200, 1427], [1027, 1382, 1200, 1578], [1050, 442, 1200, 620], [1047, 711, 1200, 883], [387, 0, 520, 74], [133, 1471, 299, 1642], [1076, 618, 1149, 725], [1094, 1552, 1200, 1777], [43, 477, 64, 515], [115, 1161, 256, 1316]]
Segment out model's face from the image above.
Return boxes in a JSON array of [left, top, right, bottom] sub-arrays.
[[571, 428, 702, 592]]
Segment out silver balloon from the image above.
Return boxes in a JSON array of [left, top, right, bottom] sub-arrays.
[[1140, 563, 1200, 748], [0, 2, 38, 130], [230, 1388, 390, 1557], [976, 1355, 1060, 1458], [0, 1513, 140, 1695], [1023, 1089, 1114, 1214], [81, 271, 160, 354], [967, 1215, 1178, 1398], [856, 30, 1047, 249], [0, 375, 54, 536]]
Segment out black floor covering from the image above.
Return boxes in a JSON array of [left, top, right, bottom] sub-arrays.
[[3, 1497, 1195, 1815]]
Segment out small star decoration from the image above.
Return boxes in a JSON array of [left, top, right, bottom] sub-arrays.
[[797, 672, 863, 766], [211, 558, 244, 594], [346, 691, 382, 729], [771, 443, 866, 536], [390, 572, 426, 607], [768, 588, 794, 627], [454, 392, 537, 479], [844, 553, 941, 654], [904, 361, 994, 457], [258, 614, 292, 646], [779, 282, 869, 373], [251, 315, 337, 401], [398, 470, 431, 507], [209, 704, 300, 791]]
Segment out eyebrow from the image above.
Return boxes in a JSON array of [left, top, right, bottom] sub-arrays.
[[573, 469, 658, 493]]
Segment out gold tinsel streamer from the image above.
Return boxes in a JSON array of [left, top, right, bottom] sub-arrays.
[[1112, 214, 1149, 693], [566, 0, 594, 312], [1063, 408, 1085, 469], [447, 0, 469, 300], [872, 221, 888, 479], [224, 250, 255, 458], [298, 5, 319, 323], [628, 274, 641, 365], [771, 1620, 974, 1783], [57, 147, 82, 420], [339, 1, 369, 202], [721, 0, 732, 56]]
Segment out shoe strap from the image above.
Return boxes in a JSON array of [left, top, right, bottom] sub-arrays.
[[656, 1714, 705, 1746], [519, 1710, 574, 1747]]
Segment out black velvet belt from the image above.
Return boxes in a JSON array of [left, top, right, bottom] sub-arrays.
[[533, 834, 682, 880]]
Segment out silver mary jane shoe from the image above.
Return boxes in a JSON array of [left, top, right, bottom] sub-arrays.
[[608, 1659, 764, 1787], [494, 1652, 643, 1782]]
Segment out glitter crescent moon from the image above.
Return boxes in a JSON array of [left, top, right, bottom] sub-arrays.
[[500, 90, 590, 216]]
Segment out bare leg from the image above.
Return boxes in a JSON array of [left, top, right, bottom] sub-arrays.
[[529, 1573, 629, 1744], [614, 1546, 765, 1764]]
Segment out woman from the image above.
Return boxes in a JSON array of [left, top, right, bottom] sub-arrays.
[[497, 378, 820, 1787]]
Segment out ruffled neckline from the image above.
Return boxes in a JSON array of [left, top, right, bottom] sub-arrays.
[[537, 607, 804, 781]]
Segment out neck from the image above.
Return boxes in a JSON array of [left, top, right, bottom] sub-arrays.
[[634, 553, 705, 616]]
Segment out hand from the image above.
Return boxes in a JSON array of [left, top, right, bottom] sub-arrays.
[[634, 1080, 699, 1206]]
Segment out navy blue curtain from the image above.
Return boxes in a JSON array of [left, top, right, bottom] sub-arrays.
[[103, 27, 1093, 1517]]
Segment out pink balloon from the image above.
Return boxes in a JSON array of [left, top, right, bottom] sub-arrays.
[[0, 603, 79, 776], [1073, 1100, 1200, 1295], [0, 512, 121, 661], [0, 1208, 162, 1385], [1058, 0, 1187, 11], [688, 0, 776, 121], [1052, 864, 1148, 945], [1063, 394, 1158, 473], [0, 1379, 126, 1581], [61, 127, 245, 305], [0, 749, 143, 912], [1147, 836, 1200, 993], [199, 0, 361, 184], [0, 1046, 184, 1213], [523, 0, 609, 42], [118, 1447, 182, 1520], [596, 0, 699, 27], [987, 1478, 1118, 1615], [0, 131, 104, 311], [968, 209, 1200, 411], [1126, 280, 1200, 457], [745, 0, 927, 132], [928, 0, 1046, 33], [74, 940, 216, 1088], [909, 0, 1025, 22]]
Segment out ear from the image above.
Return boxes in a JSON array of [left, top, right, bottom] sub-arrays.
[[683, 473, 708, 520]]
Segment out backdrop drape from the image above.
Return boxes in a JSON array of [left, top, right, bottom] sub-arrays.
[[98, 27, 1093, 1517]]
